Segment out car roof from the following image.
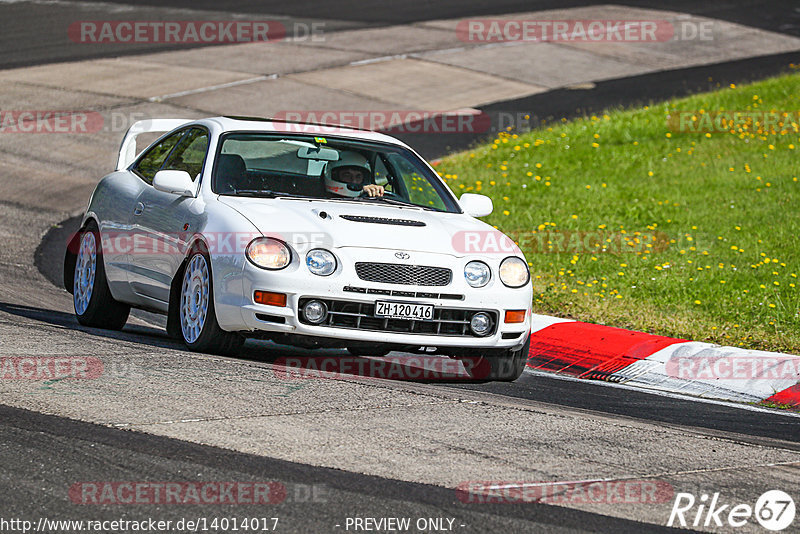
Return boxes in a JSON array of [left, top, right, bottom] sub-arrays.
[[201, 116, 410, 148]]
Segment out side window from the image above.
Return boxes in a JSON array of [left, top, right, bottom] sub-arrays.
[[163, 128, 209, 181], [133, 131, 185, 185]]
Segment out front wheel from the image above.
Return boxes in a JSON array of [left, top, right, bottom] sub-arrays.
[[178, 248, 244, 356], [73, 222, 130, 330], [458, 334, 531, 382]]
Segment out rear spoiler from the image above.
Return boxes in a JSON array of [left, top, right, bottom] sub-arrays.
[[116, 119, 195, 171]]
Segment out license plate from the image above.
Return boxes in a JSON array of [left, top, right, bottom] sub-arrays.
[[375, 301, 434, 321]]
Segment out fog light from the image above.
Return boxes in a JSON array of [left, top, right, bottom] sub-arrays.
[[302, 300, 328, 324], [470, 312, 492, 336]]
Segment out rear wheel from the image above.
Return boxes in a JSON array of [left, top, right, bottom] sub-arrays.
[[73, 222, 130, 330], [178, 248, 244, 356]]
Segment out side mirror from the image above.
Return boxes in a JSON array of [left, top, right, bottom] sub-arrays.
[[459, 193, 493, 217], [153, 170, 195, 197]]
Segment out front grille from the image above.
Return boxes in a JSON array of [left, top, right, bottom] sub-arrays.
[[355, 262, 452, 286], [298, 298, 496, 337]]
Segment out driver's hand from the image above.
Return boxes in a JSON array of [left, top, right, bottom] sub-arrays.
[[362, 184, 384, 197]]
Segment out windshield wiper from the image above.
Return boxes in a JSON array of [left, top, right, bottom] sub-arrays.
[[224, 189, 309, 198], [358, 196, 438, 211]]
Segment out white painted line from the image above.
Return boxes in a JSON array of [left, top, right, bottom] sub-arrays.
[[349, 54, 408, 66], [530, 314, 574, 333], [148, 74, 276, 102]]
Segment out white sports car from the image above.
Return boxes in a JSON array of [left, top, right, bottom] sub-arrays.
[[65, 117, 533, 380]]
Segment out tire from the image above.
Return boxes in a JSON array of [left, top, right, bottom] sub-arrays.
[[72, 221, 130, 330], [459, 334, 531, 382], [178, 246, 244, 356]]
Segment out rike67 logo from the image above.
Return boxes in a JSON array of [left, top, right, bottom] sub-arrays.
[[668, 490, 795, 531]]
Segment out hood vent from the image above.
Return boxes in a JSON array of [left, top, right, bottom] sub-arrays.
[[340, 215, 425, 227]]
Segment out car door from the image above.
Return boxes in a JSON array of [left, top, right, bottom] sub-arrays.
[[128, 127, 210, 307]]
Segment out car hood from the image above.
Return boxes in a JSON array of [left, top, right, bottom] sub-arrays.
[[217, 196, 517, 257]]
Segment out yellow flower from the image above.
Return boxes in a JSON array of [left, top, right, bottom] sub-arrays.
[[694, 300, 701, 305]]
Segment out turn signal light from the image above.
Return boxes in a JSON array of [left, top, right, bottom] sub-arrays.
[[254, 291, 287, 307], [504, 310, 526, 323]]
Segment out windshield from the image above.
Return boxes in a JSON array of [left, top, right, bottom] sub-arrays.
[[212, 133, 459, 212]]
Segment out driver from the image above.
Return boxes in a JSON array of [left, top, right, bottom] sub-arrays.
[[324, 151, 384, 198]]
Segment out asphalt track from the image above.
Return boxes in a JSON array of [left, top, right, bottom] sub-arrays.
[[4, 1, 800, 532], [2, 0, 799, 69], [2, 404, 678, 533]]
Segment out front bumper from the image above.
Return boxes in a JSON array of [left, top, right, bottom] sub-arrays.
[[215, 247, 532, 350]]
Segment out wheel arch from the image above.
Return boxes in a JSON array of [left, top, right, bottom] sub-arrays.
[[166, 236, 210, 339]]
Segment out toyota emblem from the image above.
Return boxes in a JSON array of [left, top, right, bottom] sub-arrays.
[[395, 252, 410, 260]]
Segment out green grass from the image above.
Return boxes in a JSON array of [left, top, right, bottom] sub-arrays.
[[434, 69, 800, 352], [758, 400, 799, 411]]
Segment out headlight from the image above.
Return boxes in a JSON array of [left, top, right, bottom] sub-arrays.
[[464, 261, 491, 288], [499, 256, 530, 288], [306, 249, 337, 276], [246, 238, 291, 270]]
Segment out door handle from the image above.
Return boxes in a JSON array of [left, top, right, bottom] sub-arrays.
[[133, 202, 145, 216]]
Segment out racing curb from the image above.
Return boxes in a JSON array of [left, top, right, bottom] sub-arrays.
[[526, 315, 800, 408]]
